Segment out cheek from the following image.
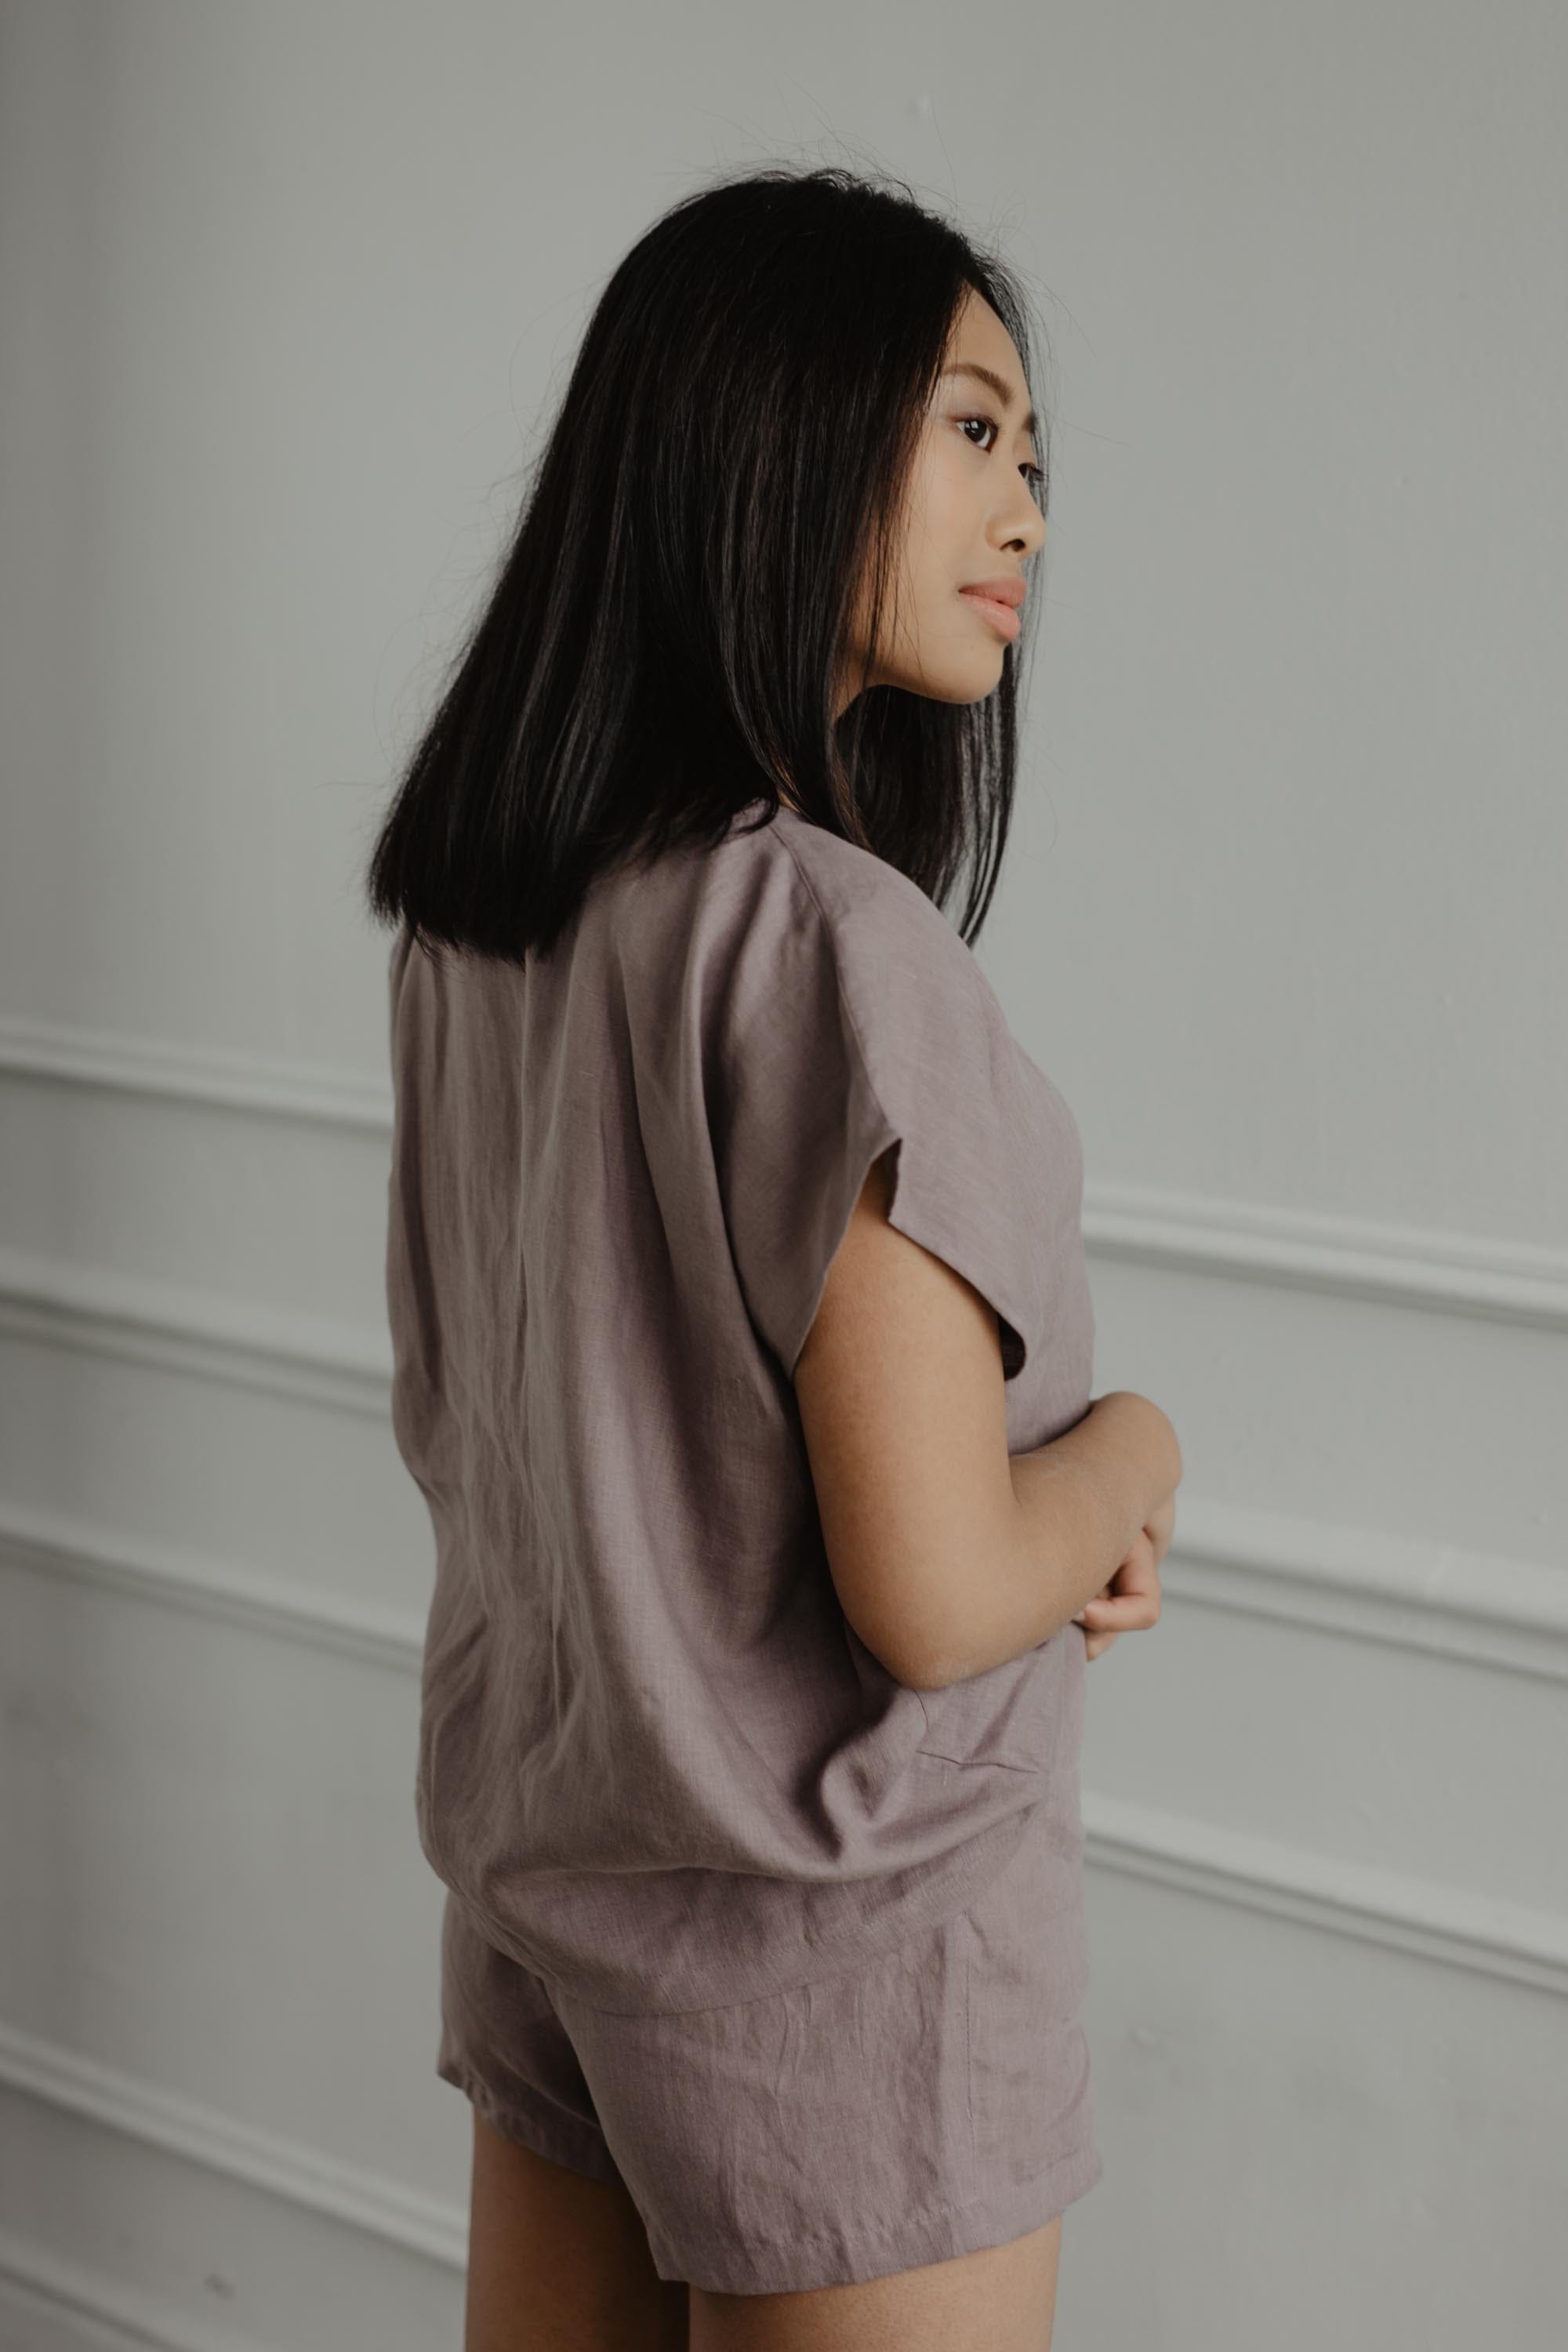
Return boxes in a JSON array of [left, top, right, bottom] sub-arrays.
[[909, 450, 983, 608], [906, 440, 971, 552], [876, 441, 987, 662]]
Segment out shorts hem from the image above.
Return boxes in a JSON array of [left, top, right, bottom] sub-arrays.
[[647, 2135, 1105, 2296], [436, 2055, 622, 2187]]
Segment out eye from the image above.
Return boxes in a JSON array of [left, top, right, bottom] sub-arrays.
[[956, 414, 1047, 497]]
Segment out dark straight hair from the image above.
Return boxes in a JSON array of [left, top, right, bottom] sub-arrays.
[[363, 163, 1050, 967]]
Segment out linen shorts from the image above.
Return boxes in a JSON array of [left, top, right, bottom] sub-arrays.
[[434, 1801, 1102, 2296]]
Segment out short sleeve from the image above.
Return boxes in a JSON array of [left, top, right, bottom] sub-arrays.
[[711, 827, 1049, 1384]]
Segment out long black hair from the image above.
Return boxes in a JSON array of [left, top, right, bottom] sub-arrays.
[[363, 163, 1050, 967]]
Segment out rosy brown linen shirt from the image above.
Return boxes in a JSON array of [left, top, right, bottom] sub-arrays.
[[384, 800, 1094, 2016]]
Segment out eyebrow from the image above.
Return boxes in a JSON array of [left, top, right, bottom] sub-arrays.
[[941, 361, 1037, 441]]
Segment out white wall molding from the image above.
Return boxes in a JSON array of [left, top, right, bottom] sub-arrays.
[[0, 1501, 423, 1672], [1085, 1180, 1568, 1330], [0, 2224, 267, 2352], [0, 1777, 1562, 2317], [1163, 1499, 1568, 1685], [1083, 1791, 1568, 1998], [0, 1817, 1559, 2352], [3, 1480, 1566, 1693], [3, 1811, 1559, 2348], [4, 1016, 1566, 1328], [0, 2020, 466, 2271], [0, 1247, 390, 1417], [0, 1015, 391, 1132]]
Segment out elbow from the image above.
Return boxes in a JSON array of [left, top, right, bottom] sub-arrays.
[[883, 1520, 1050, 1692], [860, 1595, 988, 1694], [898, 1642, 980, 1694], [823, 1490, 1029, 1696], [839, 1593, 972, 1695]]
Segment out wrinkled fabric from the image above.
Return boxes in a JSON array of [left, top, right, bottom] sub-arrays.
[[436, 1794, 1102, 2293], [385, 798, 1096, 2016]]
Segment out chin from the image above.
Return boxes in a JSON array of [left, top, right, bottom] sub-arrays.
[[895, 659, 1004, 706]]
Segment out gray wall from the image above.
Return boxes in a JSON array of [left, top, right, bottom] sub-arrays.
[[2, 3, 1564, 2346]]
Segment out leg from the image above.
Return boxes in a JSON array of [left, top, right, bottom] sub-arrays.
[[688, 2211, 1061, 2352], [463, 2107, 689, 2352]]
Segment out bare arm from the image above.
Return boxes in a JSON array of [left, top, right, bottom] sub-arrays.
[[793, 1150, 1179, 1692], [935, 1392, 1179, 1684]]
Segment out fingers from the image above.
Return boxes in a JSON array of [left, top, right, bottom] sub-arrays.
[[1069, 1527, 1164, 1639], [1073, 1580, 1161, 1632], [1076, 1592, 1159, 1630]]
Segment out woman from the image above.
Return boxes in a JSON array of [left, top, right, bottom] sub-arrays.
[[368, 164, 1179, 2352]]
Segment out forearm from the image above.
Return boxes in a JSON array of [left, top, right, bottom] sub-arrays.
[[919, 1402, 1172, 1687]]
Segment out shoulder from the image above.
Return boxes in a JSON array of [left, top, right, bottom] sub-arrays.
[[763, 807, 960, 947], [600, 804, 1012, 1080], [767, 809, 1017, 1064], [725, 806, 993, 1018], [693, 809, 1020, 1157]]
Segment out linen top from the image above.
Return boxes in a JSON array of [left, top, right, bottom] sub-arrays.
[[383, 798, 1095, 2016]]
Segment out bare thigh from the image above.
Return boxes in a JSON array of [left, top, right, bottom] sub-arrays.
[[462, 2110, 688, 2352], [688, 2212, 1062, 2352]]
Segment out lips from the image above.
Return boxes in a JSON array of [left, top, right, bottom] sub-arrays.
[[959, 578, 1026, 608], [959, 586, 1023, 641]]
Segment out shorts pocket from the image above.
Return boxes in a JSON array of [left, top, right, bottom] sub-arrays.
[[956, 1817, 1094, 2191]]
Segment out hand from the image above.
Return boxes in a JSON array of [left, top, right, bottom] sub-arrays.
[[1071, 1494, 1171, 1662]]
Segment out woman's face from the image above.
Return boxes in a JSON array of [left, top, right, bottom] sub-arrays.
[[839, 289, 1047, 717]]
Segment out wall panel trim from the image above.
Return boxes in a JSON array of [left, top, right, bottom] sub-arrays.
[[0, 1772, 1562, 2321], [0, 2018, 466, 2269], [3, 1017, 1566, 1326], [3, 1483, 1565, 1688]]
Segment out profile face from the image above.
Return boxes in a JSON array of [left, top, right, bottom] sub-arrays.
[[841, 286, 1047, 714]]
